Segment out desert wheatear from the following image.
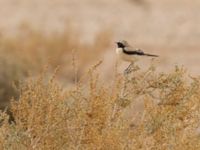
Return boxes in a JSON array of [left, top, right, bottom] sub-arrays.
[[115, 40, 158, 73], [116, 40, 158, 62]]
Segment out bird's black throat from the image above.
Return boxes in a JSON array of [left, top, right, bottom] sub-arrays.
[[117, 42, 125, 48]]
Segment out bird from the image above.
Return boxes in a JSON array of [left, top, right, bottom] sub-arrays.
[[116, 40, 158, 62], [115, 40, 158, 73]]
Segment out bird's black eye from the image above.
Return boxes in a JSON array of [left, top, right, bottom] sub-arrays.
[[117, 42, 125, 48]]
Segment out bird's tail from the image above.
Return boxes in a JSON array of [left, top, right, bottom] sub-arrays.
[[144, 53, 159, 57]]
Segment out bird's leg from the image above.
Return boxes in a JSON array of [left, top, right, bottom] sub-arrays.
[[124, 62, 134, 74]]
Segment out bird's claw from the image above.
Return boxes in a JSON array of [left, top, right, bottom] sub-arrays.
[[124, 67, 132, 74], [124, 63, 134, 75]]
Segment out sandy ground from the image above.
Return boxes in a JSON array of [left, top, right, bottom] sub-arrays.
[[0, 0, 200, 75]]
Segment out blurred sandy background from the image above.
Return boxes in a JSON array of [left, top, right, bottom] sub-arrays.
[[1, 0, 200, 72], [0, 0, 200, 109]]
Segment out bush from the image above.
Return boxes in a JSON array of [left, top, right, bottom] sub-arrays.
[[0, 63, 200, 149], [0, 25, 112, 111]]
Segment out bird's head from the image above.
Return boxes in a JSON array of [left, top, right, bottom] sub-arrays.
[[116, 40, 129, 48]]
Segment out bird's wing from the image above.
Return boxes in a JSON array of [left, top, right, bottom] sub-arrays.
[[123, 47, 145, 55], [123, 47, 158, 57]]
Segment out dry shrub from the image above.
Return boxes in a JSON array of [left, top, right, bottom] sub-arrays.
[[0, 55, 27, 110], [119, 64, 200, 149], [0, 25, 112, 110], [0, 62, 200, 149]]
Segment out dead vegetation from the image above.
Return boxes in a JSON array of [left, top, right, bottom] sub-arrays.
[[0, 24, 199, 149], [0, 60, 200, 149], [0, 25, 112, 110]]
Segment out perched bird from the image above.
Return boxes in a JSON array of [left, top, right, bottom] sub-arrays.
[[116, 40, 158, 62]]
